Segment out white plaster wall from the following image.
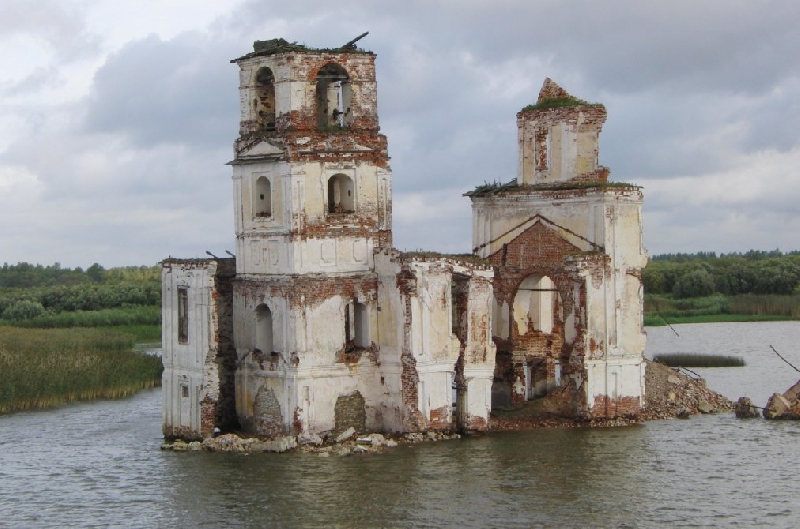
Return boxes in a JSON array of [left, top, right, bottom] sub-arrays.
[[472, 189, 644, 258], [234, 159, 387, 276], [464, 366, 494, 424], [517, 109, 604, 185], [162, 260, 219, 437], [584, 357, 645, 406]]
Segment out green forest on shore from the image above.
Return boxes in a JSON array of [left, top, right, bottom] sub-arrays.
[[642, 250, 800, 325], [1, 251, 798, 412]]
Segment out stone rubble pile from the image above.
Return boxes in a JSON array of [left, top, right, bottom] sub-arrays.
[[641, 359, 732, 420]]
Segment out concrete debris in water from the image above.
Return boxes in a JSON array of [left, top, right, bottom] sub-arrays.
[[763, 379, 800, 420], [734, 397, 761, 419]]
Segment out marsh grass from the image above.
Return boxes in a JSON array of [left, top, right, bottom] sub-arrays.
[[644, 293, 800, 325], [653, 353, 746, 368], [0, 327, 163, 413], [0, 305, 160, 329], [644, 313, 792, 326]]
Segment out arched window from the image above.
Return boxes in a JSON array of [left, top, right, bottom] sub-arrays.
[[254, 67, 276, 130], [327, 173, 355, 214], [255, 304, 274, 353], [255, 176, 272, 218], [316, 63, 351, 129], [513, 275, 557, 335]]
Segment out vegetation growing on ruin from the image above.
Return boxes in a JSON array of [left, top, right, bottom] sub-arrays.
[[403, 250, 490, 266], [234, 36, 373, 61], [0, 327, 163, 413], [465, 180, 519, 196], [466, 179, 639, 197], [522, 97, 603, 111], [653, 354, 746, 368]]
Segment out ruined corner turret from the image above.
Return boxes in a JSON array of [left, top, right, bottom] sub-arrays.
[[517, 78, 608, 186]]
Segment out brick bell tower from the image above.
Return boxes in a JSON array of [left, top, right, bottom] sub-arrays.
[[228, 37, 393, 436]]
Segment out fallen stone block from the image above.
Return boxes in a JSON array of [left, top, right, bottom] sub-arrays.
[[335, 427, 356, 443], [734, 397, 761, 419], [298, 433, 323, 446], [697, 400, 714, 414], [763, 393, 798, 420]]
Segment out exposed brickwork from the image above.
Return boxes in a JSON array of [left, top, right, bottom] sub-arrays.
[[428, 405, 452, 430], [235, 274, 379, 311], [334, 391, 366, 434], [591, 395, 642, 419], [485, 221, 597, 410], [245, 386, 286, 437], [211, 261, 239, 433], [397, 266, 423, 430], [465, 416, 488, 431]]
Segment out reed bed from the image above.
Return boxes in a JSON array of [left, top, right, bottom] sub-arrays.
[[0, 327, 163, 413], [653, 353, 746, 368], [729, 294, 800, 318]]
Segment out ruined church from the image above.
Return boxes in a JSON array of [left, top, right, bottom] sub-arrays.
[[161, 38, 647, 440]]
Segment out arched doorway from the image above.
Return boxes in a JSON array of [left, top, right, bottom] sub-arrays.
[[512, 274, 561, 399]]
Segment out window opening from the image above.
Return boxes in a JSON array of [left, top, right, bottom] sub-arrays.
[[177, 287, 188, 344], [315, 63, 351, 129], [254, 67, 276, 131], [327, 173, 355, 214], [344, 300, 369, 351], [451, 275, 469, 342], [255, 304, 274, 353], [535, 127, 549, 172], [513, 275, 557, 335], [255, 176, 272, 218]]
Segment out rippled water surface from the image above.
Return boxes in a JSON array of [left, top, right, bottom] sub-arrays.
[[1, 322, 798, 528]]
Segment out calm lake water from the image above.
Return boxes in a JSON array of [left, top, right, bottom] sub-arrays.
[[1, 322, 798, 528]]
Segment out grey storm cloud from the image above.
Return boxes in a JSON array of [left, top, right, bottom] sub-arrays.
[[83, 32, 239, 149]]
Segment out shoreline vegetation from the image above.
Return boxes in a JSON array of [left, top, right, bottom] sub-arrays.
[[0, 327, 163, 414]]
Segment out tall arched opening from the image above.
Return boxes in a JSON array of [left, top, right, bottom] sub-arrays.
[[255, 303, 274, 353], [254, 67, 276, 130], [316, 63, 351, 129], [328, 173, 355, 214]]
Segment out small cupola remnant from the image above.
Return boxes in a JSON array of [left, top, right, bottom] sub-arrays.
[[517, 78, 608, 186]]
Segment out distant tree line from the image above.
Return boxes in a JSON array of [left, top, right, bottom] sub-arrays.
[[0, 262, 160, 322], [643, 251, 800, 298], [0, 262, 159, 288]]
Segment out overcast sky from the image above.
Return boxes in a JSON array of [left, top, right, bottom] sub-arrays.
[[1, 0, 798, 268]]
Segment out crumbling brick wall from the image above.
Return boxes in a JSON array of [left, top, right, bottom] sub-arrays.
[[334, 391, 366, 434]]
